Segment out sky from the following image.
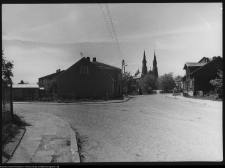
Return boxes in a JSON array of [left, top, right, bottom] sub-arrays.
[[2, 3, 222, 84]]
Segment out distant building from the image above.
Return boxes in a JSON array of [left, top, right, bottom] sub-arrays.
[[182, 56, 223, 96], [56, 57, 122, 99], [141, 50, 158, 78], [38, 69, 65, 94], [133, 50, 159, 93], [141, 51, 148, 77], [12, 84, 40, 101], [149, 50, 158, 78]]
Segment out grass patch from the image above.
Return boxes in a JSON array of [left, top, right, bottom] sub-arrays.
[[12, 113, 32, 127], [2, 113, 32, 148]]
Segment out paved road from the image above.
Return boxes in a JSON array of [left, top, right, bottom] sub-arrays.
[[13, 94, 222, 162]]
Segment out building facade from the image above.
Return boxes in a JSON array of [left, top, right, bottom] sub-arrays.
[[12, 84, 40, 101], [182, 56, 223, 96], [56, 57, 122, 99], [38, 69, 65, 94]]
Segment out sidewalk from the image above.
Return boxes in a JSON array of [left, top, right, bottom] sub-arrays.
[[2, 113, 80, 163], [13, 97, 132, 105], [163, 94, 222, 108]]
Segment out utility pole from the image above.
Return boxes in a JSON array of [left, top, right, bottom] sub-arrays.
[[80, 52, 83, 58], [122, 59, 128, 96]]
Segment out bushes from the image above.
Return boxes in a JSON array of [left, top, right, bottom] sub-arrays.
[[13, 113, 31, 127]]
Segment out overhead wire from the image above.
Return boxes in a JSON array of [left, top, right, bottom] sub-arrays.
[[98, 3, 123, 60], [3, 33, 67, 62], [105, 3, 123, 59]]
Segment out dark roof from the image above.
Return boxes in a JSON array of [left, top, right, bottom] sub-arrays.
[[190, 56, 222, 77], [133, 74, 141, 80], [92, 61, 121, 70], [198, 57, 212, 63], [12, 84, 39, 88], [183, 62, 206, 70], [39, 70, 65, 79], [56, 57, 115, 82]]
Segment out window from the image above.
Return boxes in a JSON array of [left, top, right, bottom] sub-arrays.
[[80, 66, 89, 74]]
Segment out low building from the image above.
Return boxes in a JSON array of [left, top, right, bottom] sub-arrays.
[[12, 84, 40, 101], [56, 57, 122, 100], [182, 56, 223, 96], [38, 69, 65, 94]]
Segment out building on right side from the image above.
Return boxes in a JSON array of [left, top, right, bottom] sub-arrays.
[[182, 56, 223, 96]]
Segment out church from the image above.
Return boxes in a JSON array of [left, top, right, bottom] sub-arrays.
[[134, 50, 159, 82], [141, 50, 158, 78]]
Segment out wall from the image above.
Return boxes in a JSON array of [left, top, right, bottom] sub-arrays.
[[12, 88, 39, 101], [57, 58, 114, 99], [101, 68, 122, 97], [194, 76, 216, 95]]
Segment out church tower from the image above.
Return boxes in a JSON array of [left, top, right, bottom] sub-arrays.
[[152, 50, 158, 78], [142, 50, 147, 77]]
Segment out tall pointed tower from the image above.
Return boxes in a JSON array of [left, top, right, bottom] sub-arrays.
[[152, 50, 158, 78], [142, 50, 147, 77]]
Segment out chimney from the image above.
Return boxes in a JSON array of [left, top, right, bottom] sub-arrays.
[[58, 69, 60, 72], [92, 57, 96, 62], [86, 57, 90, 61], [56, 70, 58, 73]]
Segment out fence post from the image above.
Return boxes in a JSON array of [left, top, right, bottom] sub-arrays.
[[10, 83, 13, 120]]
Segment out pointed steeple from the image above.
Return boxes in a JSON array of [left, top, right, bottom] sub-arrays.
[[154, 49, 156, 61], [143, 50, 146, 62], [152, 50, 158, 78], [142, 50, 147, 77]]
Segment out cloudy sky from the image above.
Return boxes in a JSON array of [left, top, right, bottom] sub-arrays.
[[2, 3, 222, 84]]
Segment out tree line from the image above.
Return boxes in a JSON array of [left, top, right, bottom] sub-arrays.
[[122, 72, 182, 94]]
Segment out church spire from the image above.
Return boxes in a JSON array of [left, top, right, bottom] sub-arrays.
[[152, 50, 158, 78], [142, 50, 147, 77], [143, 50, 146, 62], [154, 49, 156, 61]]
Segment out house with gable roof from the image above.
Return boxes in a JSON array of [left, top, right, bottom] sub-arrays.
[[182, 56, 223, 96], [56, 57, 122, 100]]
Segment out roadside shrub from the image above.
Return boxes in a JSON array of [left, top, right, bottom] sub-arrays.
[[13, 113, 31, 127]]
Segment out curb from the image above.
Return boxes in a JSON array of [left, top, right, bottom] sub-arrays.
[[2, 127, 26, 163], [41, 113, 80, 163], [13, 97, 133, 105]]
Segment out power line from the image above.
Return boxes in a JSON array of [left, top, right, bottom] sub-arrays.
[[105, 3, 123, 59], [98, 4, 123, 60], [98, 4, 121, 58], [3, 33, 67, 62]]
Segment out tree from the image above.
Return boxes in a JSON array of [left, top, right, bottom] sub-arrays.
[[2, 49, 14, 82], [210, 70, 223, 94], [139, 73, 157, 93], [122, 72, 135, 94], [157, 72, 176, 92], [174, 75, 183, 92]]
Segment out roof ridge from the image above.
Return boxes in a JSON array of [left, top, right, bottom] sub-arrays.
[[190, 56, 222, 76], [93, 61, 121, 70]]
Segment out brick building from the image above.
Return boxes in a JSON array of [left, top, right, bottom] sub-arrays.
[[182, 56, 223, 96], [56, 57, 122, 99]]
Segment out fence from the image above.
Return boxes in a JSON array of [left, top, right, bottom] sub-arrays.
[[2, 82, 13, 127], [13, 92, 112, 102]]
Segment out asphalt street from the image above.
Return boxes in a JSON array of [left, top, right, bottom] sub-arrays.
[[13, 94, 222, 162]]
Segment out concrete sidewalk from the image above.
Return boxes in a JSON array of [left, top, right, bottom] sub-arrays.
[[163, 94, 222, 108], [3, 113, 80, 163]]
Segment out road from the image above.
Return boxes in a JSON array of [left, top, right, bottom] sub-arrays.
[[13, 94, 222, 162]]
